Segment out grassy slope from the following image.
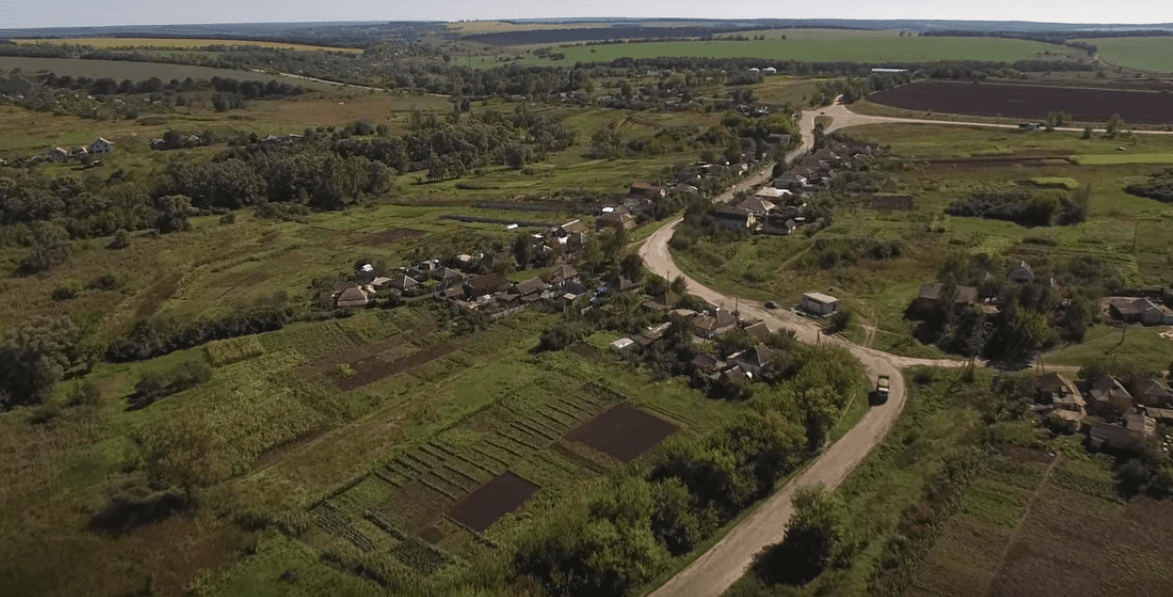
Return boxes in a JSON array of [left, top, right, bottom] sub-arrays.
[[1075, 36, 1173, 72]]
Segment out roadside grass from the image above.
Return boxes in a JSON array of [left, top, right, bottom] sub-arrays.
[[1074, 153, 1173, 165]]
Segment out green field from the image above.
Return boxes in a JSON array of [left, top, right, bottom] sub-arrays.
[[485, 34, 1081, 68], [17, 37, 362, 52], [1076, 36, 1173, 72], [0, 56, 332, 89]]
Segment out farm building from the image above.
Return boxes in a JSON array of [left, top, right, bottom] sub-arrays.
[[727, 343, 780, 376], [735, 197, 775, 217], [763, 67, 777, 75], [1089, 423, 1140, 451], [760, 218, 798, 236], [90, 137, 114, 154], [597, 210, 637, 231], [1125, 377, 1173, 407], [610, 338, 635, 352], [801, 292, 840, 316], [1108, 298, 1173, 326], [691, 309, 738, 338], [1034, 373, 1085, 417], [49, 147, 69, 162], [389, 274, 419, 293], [464, 274, 510, 297], [754, 187, 791, 201]]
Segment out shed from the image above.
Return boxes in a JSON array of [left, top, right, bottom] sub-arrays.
[[801, 292, 840, 316], [610, 338, 635, 352]]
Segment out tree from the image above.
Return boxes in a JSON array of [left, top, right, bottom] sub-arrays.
[[108, 228, 130, 250], [1044, 111, 1057, 132], [1082, 125, 1093, 139], [153, 194, 195, 233], [512, 234, 532, 268], [504, 143, 531, 170], [754, 484, 847, 585], [620, 253, 644, 283], [670, 275, 689, 296], [1106, 113, 1124, 138], [19, 221, 71, 275], [0, 316, 91, 409]]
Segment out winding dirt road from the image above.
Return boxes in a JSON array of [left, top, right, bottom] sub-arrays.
[[639, 102, 965, 597]]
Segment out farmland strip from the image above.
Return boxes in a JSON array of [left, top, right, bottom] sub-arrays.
[[484, 438, 528, 460], [535, 409, 575, 429], [504, 424, 550, 449], [550, 441, 611, 475], [417, 475, 461, 502], [372, 469, 404, 487], [470, 446, 514, 470], [432, 443, 499, 476], [513, 417, 561, 440]]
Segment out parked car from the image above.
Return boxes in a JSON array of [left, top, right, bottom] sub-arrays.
[[764, 300, 778, 310]]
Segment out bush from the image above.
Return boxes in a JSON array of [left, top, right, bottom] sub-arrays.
[[827, 310, 853, 334], [108, 229, 130, 249], [89, 273, 122, 291], [128, 359, 212, 410], [51, 285, 78, 302]]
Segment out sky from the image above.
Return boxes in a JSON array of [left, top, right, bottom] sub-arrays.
[[1, 0, 1171, 29]]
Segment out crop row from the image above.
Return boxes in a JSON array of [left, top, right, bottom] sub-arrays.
[[391, 537, 449, 575], [311, 501, 378, 552]]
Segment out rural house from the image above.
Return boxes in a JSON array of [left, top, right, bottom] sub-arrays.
[[597, 210, 637, 231], [89, 137, 114, 154], [1089, 423, 1141, 451], [801, 292, 840, 316], [1034, 373, 1085, 416], [629, 182, 666, 199], [691, 309, 738, 338], [916, 283, 978, 311], [509, 278, 549, 304], [335, 283, 370, 309], [743, 321, 771, 343], [430, 266, 464, 285], [389, 274, 420, 293], [1008, 261, 1034, 283], [1125, 377, 1173, 408], [1124, 411, 1157, 438], [464, 273, 510, 298], [547, 265, 580, 285], [1086, 375, 1133, 416], [691, 354, 726, 376], [727, 343, 780, 376], [635, 322, 673, 347], [736, 197, 776, 217], [760, 217, 798, 236], [49, 147, 69, 162], [714, 205, 757, 231]]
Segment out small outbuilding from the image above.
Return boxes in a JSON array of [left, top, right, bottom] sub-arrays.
[[610, 338, 635, 352], [801, 292, 840, 316]]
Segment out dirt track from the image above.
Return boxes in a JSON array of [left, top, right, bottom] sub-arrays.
[[638, 101, 964, 597], [817, 101, 1173, 136]]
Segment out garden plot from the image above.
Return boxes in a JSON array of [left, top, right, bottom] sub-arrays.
[[359, 228, 428, 245], [449, 472, 539, 533], [564, 404, 678, 462]]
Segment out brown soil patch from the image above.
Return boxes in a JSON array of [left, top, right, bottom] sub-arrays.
[[449, 471, 538, 533], [988, 486, 1173, 597], [418, 526, 443, 544], [568, 343, 598, 359], [870, 81, 1173, 125], [335, 336, 467, 391], [362, 228, 427, 245], [565, 404, 677, 462]]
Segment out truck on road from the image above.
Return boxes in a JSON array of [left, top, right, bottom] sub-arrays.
[[874, 375, 890, 404]]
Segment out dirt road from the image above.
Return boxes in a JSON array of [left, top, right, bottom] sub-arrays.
[[639, 102, 962, 597], [818, 101, 1173, 136]]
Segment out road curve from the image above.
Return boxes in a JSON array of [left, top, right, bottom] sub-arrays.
[[639, 102, 961, 597]]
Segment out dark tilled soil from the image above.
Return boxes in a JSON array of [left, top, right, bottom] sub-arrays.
[[449, 472, 538, 533], [870, 81, 1173, 124], [564, 404, 677, 462], [335, 337, 466, 391]]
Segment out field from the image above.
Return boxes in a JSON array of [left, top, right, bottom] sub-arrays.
[[17, 37, 362, 52], [906, 447, 1173, 597], [0, 56, 331, 89], [0, 91, 448, 157], [1075, 36, 1173, 73], [564, 403, 678, 462], [868, 81, 1173, 125]]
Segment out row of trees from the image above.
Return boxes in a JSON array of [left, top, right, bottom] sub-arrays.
[[945, 186, 1089, 227]]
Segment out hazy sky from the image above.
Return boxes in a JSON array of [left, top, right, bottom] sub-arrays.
[[1, 0, 1171, 29]]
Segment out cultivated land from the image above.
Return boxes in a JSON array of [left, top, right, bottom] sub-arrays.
[[1077, 36, 1173, 72], [477, 33, 1080, 68], [868, 81, 1173, 125], [16, 38, 363, 52], [0, 56, 329, 89]]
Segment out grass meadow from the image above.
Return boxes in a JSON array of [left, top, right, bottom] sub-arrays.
[[1074, 36, 1173, 72]]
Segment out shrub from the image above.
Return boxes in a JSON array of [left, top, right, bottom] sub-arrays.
[[89, 273, 122, 291], [128, 359, 212, 410], [51, 285, 78, 302]]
